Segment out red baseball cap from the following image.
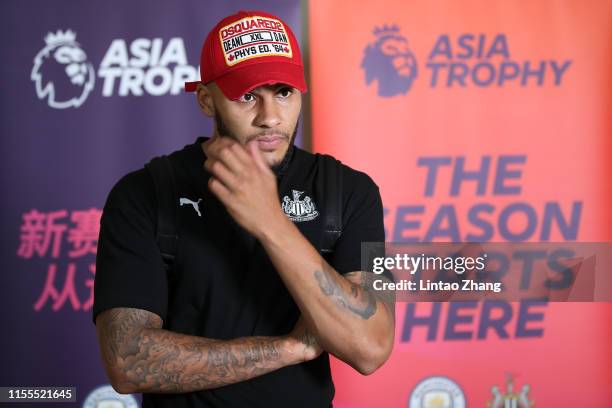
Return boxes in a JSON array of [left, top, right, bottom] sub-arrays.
[[185, 10, 307, 100]]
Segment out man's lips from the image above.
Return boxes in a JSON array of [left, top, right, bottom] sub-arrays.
[[255, 135, 286, 151]]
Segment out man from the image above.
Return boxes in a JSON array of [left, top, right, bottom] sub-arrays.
[[93, 10, 394, 407]]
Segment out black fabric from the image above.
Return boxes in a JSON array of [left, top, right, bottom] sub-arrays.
[[316, 154, 343, 253], [93, 137, 386, 408], [145, 156, 179, 274], [145, 141, 343, 273]]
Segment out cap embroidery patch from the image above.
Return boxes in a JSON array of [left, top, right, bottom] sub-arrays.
[[219, 15, 293, 66]]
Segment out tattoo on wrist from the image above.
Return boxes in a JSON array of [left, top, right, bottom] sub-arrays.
[[301, 327, 317, 348]]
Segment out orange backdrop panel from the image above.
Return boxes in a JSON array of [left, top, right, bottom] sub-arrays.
[[308, 0, 612, 406]]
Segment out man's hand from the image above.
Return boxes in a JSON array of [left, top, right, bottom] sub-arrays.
[[202, 137, 286, 238], [287, 316, 323, 363]]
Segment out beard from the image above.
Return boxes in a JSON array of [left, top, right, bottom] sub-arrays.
[[214, 111, 299, 176]]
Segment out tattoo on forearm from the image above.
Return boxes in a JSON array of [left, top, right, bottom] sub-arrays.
[[357, 272, 396, 318], [97, 308, 285, 393], [314, 263, 377, 319]]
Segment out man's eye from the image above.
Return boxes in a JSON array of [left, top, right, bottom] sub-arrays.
[[239, 93, 255, 102], [278, 88, 293, 98]]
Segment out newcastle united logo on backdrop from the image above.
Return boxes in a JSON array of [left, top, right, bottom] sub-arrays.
[[282, 190, 319, 222], [31, 30, 95, 109], [488, 373, 534, 408]]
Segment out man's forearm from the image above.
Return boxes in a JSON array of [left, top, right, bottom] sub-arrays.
[[96, 308, 302, 394], [257, 216, 395, 374], [120, 330, 291, 393]]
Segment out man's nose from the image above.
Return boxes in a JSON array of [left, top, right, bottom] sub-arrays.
[[253, 96, 281, 128]]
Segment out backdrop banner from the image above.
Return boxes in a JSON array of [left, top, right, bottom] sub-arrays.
[[309, 0, 612, 406], [0, 1, 302, 406]]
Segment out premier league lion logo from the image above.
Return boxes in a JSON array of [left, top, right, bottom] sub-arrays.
[[362, 25, 418, 97], [31, 29, 95, 109]]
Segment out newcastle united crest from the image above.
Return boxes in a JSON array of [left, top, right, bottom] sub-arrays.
[[282, 190, 319, 222], [488, 373, 534, 408]]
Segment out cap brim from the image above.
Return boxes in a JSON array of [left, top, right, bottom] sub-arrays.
[[186, 61, 307, 99], [185, 81, 200, 92]]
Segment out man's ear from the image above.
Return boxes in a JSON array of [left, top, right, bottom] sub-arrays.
[[196, 83, 214, 117]]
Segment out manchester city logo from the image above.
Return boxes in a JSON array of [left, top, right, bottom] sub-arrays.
[[408, 376, 466, 408], [281, 190, 319, 222]]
